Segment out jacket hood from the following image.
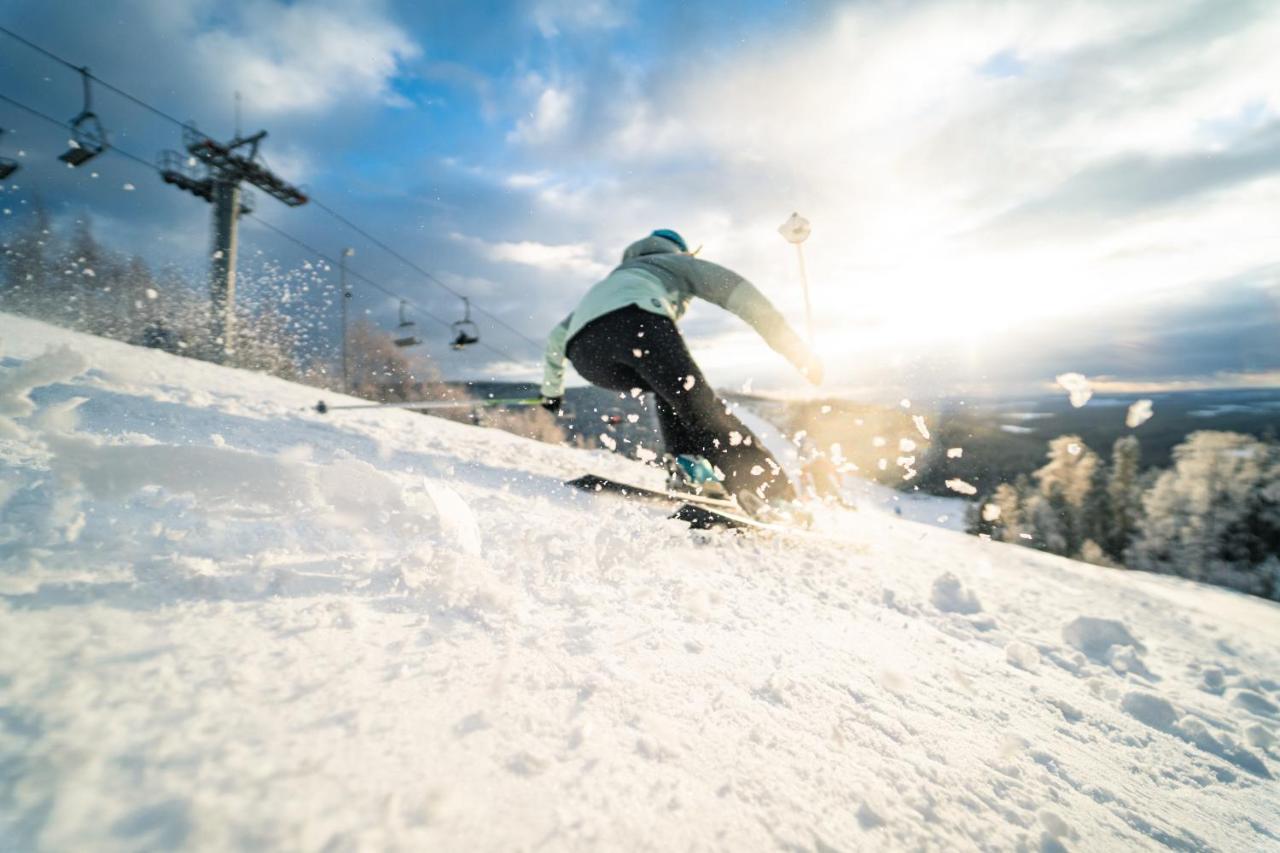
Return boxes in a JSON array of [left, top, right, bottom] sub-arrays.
[[622, 235, 684, 262]]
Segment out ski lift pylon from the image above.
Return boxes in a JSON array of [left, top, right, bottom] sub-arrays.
[[451, 297, 480, 350], [58, 68, 107, 167]]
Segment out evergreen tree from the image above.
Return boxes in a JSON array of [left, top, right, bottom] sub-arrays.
[[1128, 431, 1276, 596], [1107, 436, 1144, 559], [1031, 435, 1100, 557]]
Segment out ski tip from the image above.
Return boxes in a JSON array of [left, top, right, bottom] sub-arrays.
[[315, 400, 328, 414]]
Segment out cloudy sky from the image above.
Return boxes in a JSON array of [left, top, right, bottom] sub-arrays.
[[2, 0, 1278, 398]]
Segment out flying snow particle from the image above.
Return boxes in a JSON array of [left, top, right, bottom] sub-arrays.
[[872, 436, 887, 448], [599, 434, 617, 451], [821, 405, 832, 414], [212, 250, 224, 260], [750, 465, 765, 476], [947, 447, 964, 459], [683, 375, 696, 391], [636, 446, 657, 463], [912, 414, 930, 440], [900, 398, 911, 409], [630, 387, 642, 398], [729, 431, 743, 446], [1067, 443, 1081, 456], [899, 438, 917, 453], [632, 348, 643, 358], [81, 268, 95, 277], [626, 413, 639, 424], [1126, 399, 1154, 429], [1055, 372, 1093, 408], [982, 503, 1001, 522], [877, 459, 888, 471], [945, 478, 978, 496], [122, 182, 135, 191]]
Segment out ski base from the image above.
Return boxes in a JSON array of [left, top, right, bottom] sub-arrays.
[[565, 473, 738, 511]]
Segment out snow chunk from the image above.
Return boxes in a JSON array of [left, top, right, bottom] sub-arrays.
[[1005, 641, 1040, 671], [1231, 690, 1278, 718], [912, 414, 930, 440], [945, 478, 977, 496], [599, 434, 617, 451], [946, 447, 963, 459], [1055, 372, 1093, 408], [1121, 691, 1177, 731], [930, 572, 981, 614], [682, 375, 696, 391], [982, 503, 1001, 522], [1126, 399, 1154, 428], [1061, 616, 1144, 661], [0, 345, 89, 418]]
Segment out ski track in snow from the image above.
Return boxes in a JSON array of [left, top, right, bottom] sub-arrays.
[[1, 314, 1278, 851]]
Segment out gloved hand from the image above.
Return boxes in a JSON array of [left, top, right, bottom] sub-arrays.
[[541, 396, 564, 415]]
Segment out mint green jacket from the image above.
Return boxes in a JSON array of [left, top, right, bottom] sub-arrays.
[[541, 236, 810, 397]]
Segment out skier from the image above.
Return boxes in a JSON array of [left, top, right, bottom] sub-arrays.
[[541, 228, 822, 512]]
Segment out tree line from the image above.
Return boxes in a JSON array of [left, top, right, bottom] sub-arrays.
[[968, 431, 1280, 600], [0, 204, 564, 444]]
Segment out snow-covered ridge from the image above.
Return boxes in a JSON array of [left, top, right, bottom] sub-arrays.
[[1, 312, 1277, 851]]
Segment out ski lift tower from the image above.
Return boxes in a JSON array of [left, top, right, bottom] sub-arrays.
[[159, 123, 307, 360]]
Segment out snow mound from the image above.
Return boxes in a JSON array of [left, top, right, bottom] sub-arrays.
[[930, 571, 982, 614], [1061, 616, 1144, 660], [2, 314, 1279, 850]]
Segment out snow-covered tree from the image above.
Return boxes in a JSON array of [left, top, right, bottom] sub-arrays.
[[1128, 431, 1280, 597], [1030, 435, 1101, 557], [1107, 436, 1144, 559]]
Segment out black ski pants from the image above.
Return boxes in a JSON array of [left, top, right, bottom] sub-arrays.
[[566, 305, 794, 500]]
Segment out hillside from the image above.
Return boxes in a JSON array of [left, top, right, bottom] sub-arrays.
[[1, 312, 1278, 851]]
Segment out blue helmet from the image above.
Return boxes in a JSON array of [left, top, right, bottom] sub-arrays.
[[650, 228, 688, 252]]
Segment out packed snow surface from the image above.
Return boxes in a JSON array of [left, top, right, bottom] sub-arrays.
[[2, 313, 1279, 851]]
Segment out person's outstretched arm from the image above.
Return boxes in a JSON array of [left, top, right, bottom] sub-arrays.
[[659, 255, 822, 384], [541, 314, 573, 400]]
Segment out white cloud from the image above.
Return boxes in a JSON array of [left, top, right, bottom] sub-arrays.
[[450, 232, 609, 278], [508, 0, 1280, 388], [190, 1, 420, 115], [531, 0, 631, 38], [508, 84, 574, 145]]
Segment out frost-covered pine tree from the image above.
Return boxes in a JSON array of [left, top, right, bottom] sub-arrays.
[[1031, 435, 1100, 557], [1127, 431, 1277, 596], [1106, 435, 1143, 559]]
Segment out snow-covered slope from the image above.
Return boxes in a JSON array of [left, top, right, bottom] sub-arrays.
[[2, 312, 1278, 851]]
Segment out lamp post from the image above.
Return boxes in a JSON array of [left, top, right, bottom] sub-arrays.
[[778, 212, 813, 343], [340, 247, 354, 394]]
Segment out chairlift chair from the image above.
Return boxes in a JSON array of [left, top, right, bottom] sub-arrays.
[[59, 68, 107, 167], [0, 128, 18, 179], [451, 297, 480, 350], [394, 300, 422, 347]]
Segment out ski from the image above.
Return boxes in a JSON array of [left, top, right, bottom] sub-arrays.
[[670, 502, 790, 532], [566, 474, 800, 533], [565, 473, 738, 511]]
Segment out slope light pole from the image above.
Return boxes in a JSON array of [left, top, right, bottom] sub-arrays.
[[159, 123, 308, 361], [340, 247, 354, 394], [778, 211, 813, 343]]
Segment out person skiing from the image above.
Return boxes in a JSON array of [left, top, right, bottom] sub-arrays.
[[540, 228, 822, 511]]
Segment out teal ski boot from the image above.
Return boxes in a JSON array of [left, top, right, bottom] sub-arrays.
[[666, 454, 729, 500]]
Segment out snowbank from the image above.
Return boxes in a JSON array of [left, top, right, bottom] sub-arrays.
[[1, 313, 1278, 850]]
